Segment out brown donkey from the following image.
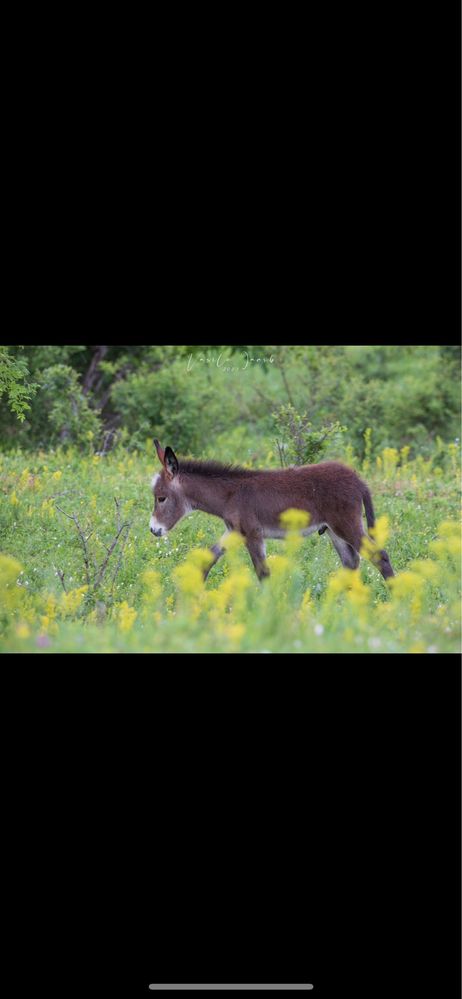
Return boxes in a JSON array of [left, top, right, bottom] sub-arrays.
[[150, 439, 394, 582]]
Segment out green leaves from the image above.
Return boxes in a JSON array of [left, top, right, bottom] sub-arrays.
[[0, 347, 38, 421], [273, 403, 347, 466]]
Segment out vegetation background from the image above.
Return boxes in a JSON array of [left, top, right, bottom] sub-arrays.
[[0, 344, 460, 653]]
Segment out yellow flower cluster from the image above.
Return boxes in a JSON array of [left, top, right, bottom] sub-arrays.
[[140, 569, 163, 621], [61, 585, 88, 616], [280, 508, 310, 531], [447, 442, 459, 476], [430, 520, 461, 555], [362, 427, 373, 473], [0, 555, 23, 608], [16, 622, 31, 639], [279, 509, 310, 555], [115, 601, 138, 632], [400, 445, 410, 467], [382, 447, 399, 479], [41, 498, 56, 518], [326, 567, 369, 609], [389, 571, 425, 618], [360, 515, 390, 562], [206, 569, 252, 617]]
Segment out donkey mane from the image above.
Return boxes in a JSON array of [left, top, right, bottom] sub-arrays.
[[178, 458, 253, 478]]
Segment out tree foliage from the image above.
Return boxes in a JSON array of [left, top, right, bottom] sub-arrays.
[[0, 347, 38, 421], [0, 344, 459, 456]]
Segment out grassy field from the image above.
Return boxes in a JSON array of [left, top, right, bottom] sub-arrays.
[[0, 437, 460, 654]]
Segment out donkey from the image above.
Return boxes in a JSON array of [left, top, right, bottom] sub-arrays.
[[149, 439, 395, 582]]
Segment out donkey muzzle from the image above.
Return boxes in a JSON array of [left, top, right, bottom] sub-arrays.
[[151, 527, 163, 537]]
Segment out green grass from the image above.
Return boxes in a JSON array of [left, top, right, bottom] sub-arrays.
[[0, 441, 460, 654]]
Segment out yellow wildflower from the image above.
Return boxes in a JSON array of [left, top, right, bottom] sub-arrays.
[[142, 569, 162, 604], [371, 515, 389, 550], [16, 622, 30, 639], [362, 427, 372, 473], [221, 531, 244, 552], [300, 589, 313, 614], [174, 562, 204, 596], [429, 520, 461, 559], [41, 499, 55, 518], [389, 571, 425, 618], [52, 470, 62, 481], [46, 594, 58, 619], [437, 520, 460, 540], [189, 548, 215, 572], [408, 641, 426, 654], [409, 559, 439, 581], [327, 567, 357, 597], [447, 442, 459, 475], [116, 601, 137, 632], [267, 554, 290, 577], [361, 515, 389, 561], [280, 508, 310, 531], [389, 570, 422, 596], [345, 572, 369, 609], [39, 614, 58, 634], [223, 623, 245, 643], [206, 568, 251, 616], [382, 447, 399, 479], [344, 444, 355, 467], [0, 554, 22, 584], [61, 585, 88, 616]]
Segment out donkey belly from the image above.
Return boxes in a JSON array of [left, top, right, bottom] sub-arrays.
[[263, 523, 325, 539]]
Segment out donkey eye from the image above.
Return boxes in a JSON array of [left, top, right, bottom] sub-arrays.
[[158, 497, 166, 503]]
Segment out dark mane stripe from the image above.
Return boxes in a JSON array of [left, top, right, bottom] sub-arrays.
[[178, 459, 252, 478]]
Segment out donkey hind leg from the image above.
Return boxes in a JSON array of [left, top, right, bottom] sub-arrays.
[[326, 528, 360, 570], [245, 534, 270, 581], [359, 538, 394, 579], [376, 548, 394, 579], [203, 543, 226, 581], [331, 520, 395, 580]]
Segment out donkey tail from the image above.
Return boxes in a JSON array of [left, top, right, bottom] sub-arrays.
[[362, 483, 375, 530]]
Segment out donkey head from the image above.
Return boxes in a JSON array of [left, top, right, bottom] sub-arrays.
[[150, 440, 190, 537]]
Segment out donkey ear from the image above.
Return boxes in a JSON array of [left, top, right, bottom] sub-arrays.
[[164, 446, 179, 478], [154, 438, 165, 464]]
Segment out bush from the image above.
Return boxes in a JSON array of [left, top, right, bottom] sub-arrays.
[[110, 355, 238, 455], [37, 365, 101, 446], [273, 404, 347, 466]]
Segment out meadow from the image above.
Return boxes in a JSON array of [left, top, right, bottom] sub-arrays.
[[0, 433, 460, 654]]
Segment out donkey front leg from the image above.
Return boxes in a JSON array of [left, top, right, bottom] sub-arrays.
[[245, 532, 270, 581], [203, 543, 226, 581]]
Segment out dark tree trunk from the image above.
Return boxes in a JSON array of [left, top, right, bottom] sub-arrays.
[[82, 346, 109, 396]]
